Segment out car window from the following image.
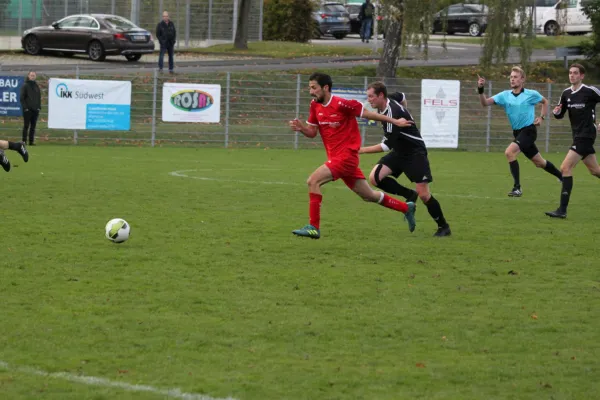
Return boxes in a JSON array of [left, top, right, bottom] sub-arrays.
[[346, 5, 361, 13], [58, 17, 80, 28], [447, 5, 464, 14], [75, 17, 98, 28], [324, 4, 346, 13], [566, 0, 577, 7], [464, 5, 488, 13], [102, 16, 139, 30], [535, 0, 558, 6]]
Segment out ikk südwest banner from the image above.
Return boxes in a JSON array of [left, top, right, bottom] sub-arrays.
[[48, 78, 131, 130], [162, 83, 221, 123], [420, 79, 460, 148]]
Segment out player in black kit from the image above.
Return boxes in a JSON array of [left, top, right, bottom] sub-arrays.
[[546, 64, 600, 218], [359, 81, 451, 237]]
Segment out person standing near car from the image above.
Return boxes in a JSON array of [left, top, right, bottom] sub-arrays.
[[156, 11, 176, 73], [359, 0, 375, 43], [20, 71, 41, 146]]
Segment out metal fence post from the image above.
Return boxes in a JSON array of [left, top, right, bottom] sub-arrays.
[[32, 0, 37, 27], [64, 0, 68, 18], [111, 0, 116, 15], [258, 0, 264, 41], [546, 82, 552, 153], [232, 0, 239, 41], [225, 72, 231, 148], [176, 0, 180, 49], [18, 0, 22, 36], [185, 0, 190, 48], [159, 0, 163, 18], [151, 69, 158, 147], [485, 80, 492, 152], [74, 65, 80, 144], [208, 0, 213, 41], [361, 76, 367, 145], [294, 74, 300, 150]]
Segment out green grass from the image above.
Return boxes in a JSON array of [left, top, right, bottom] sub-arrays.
[[184, 40, 378, 58], [433, 34, 589, 50], [1, 146, 600, 400]]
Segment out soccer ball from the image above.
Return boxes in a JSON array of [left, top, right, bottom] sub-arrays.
[[105, 218, 131, 243]]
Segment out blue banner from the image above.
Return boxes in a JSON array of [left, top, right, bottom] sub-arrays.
[[0, 76, 25, 117]]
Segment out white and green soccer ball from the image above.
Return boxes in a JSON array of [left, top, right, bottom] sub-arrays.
[[105, 218, 131, 243]]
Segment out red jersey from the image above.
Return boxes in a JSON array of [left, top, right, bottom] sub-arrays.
[[307, 95, 364, 157]]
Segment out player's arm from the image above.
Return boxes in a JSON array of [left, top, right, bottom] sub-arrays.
[[477, 75, 495, 107], [359, 143, 384, 154], [362, 109, 414, 127], [289, 118, 318, 138], [553, 93, 568, 119], [389, 92, 408, 108]]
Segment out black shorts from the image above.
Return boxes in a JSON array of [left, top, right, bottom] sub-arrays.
[[570, 137, 596, 159], [378, 151, 433, 183], [513, 124, 539, 159]]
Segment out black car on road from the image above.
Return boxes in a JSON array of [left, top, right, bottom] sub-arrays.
[[432, 3, 488, 37]]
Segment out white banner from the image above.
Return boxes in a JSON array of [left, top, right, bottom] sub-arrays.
[[332, 88, 377, 126], [162, 83, 221, 123], [420, 79, 460, 148], [48, 78, 131, 130]]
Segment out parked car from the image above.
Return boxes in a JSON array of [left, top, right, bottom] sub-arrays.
[[345, 3, 362, 34], [21, 14, 155, 62], [432, 3, 488, 37], [536, 0, 592, 36], [313, 2, 351, 39]]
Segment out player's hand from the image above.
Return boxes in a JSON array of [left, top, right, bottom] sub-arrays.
[[477, 74, 485, 88], [288, 118, 303, 132], [533, 117, 543, 126], [553, 104, 563, 115], [393, 118, 414, 127]]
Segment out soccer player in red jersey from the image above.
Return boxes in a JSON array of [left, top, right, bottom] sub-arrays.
[[288, 72, 417, 239]]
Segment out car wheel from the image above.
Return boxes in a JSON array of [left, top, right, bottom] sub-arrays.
[[333, 33, 347, 40], [88, 40, 106, 61], [125, 54, 142, 62], [24, 35, 41, 55], [468, 23, 482, 37], [544, 21, 559, 36]]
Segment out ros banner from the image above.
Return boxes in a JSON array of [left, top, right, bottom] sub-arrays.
[[48, 78, 131, 130], [162, 83, 221, 123], [0, 76, 25, 117], [420, 79, 460, 149]]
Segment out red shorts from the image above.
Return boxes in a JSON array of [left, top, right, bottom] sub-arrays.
[[325, 152, 365, 189]]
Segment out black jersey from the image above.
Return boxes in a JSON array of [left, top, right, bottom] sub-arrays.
[[554, 84, 600, 139], [379, 92, 427, 155]]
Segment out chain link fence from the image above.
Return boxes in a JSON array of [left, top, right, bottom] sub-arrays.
[[0, 69, 590, 151], [0, 0, 263, 50]]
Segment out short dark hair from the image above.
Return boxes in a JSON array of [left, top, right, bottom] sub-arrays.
[[309, 72, 333, 92], [570, 63, 585, 74], [367, 81, 387, 98]]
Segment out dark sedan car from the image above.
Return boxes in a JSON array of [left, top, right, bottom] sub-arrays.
[[432, 3, 488, 37], [21, 14, 154, 62], [313, 2, 351, 39]]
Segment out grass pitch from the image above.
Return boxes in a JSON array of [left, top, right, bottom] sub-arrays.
[[1, 146, 599, 400]]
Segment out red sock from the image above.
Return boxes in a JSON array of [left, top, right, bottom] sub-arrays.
[[380, 193, 408, 213], [309, 193, 322, 229]]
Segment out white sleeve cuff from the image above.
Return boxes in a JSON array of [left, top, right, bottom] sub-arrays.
[[380, 142, 390, 152], [306, 121, 318, 126]]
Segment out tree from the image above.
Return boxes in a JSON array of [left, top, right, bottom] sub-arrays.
[[581, 0, 600, 65], [234, 0, 253, 49], [376, 0, 536, 78]]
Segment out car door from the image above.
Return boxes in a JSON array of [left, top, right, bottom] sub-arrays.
[[70, 16, 97, 51], [46, 16, 81, 50], [446, 5, 464, 33]]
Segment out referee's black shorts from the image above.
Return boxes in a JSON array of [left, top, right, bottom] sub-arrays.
[[512, 124, 539, 159]]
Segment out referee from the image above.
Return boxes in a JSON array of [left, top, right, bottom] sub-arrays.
[[478, 66, 563, 197], [546, 63, 600, 219]]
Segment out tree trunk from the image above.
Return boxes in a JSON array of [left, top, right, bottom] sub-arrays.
[[376, 19, 403, 78], [234, 0, 252, 50]]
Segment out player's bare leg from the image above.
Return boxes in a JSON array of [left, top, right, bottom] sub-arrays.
[[292, 165, 333, 239], [505, 142, 522, 196], [352, 179, 417, 232], [530, 152, 563, 182], [582, 154, 600, 178], [416, 183, 451, 237], [0, 140, 28, 163], [368, 164, 417, 202], [546, 150, 581, 218]]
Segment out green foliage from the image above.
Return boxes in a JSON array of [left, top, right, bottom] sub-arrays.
[[263, 0, 316, 43], [581, 0, 600, 65]]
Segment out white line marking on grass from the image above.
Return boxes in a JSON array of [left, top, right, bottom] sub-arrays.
[[169, 169, 556, 204], [0, 360, 237, 400]]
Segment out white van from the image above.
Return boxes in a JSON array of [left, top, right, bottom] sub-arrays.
[[537, 0, 592, 35]]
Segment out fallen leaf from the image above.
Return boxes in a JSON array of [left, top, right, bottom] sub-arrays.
[[531, 313, 538, 320], [415, 363, 426, 368], [442, 336, 447, 341]]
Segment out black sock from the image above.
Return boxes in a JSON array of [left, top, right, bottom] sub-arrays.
[[544, 160, 562, 181], [377, 177, 415, 199], [559, 176, 573, 213], [7, 141, 20, 151], [509, 160, 520, 187], [424, 195, 448, 228]]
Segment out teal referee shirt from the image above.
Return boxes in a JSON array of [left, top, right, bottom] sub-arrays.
[[492, 88, 543, 130]]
